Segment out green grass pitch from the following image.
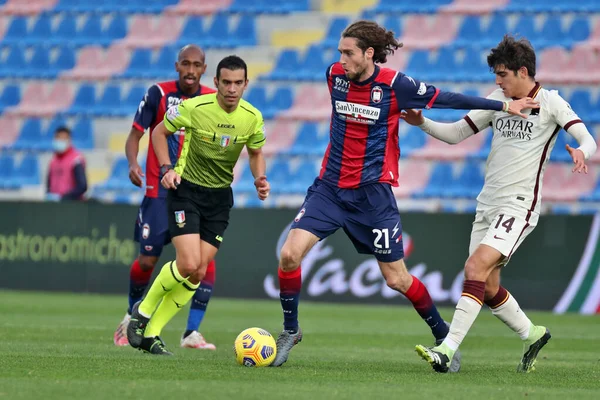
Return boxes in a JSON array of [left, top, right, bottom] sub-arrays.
[[0, 290, 598, 400]]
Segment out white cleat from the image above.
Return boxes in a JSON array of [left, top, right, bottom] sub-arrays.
[[113, 313, 130, 346], [180, 331, 216, 350]]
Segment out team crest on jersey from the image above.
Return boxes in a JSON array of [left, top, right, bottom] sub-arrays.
[[175, 210, 186, 228], [371, 86, 383, 103], [220, 135, 231, 147]]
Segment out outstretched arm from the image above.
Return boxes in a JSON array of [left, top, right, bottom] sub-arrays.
[[565, 123, 597, 173], [401, 109, 474, 145]]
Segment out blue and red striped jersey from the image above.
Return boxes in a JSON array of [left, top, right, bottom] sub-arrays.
[[132, 81, 216, 198], [320, 62, 444, 189]]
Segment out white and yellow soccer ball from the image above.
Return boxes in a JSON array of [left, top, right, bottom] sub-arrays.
[[234, 327, 277, 367]]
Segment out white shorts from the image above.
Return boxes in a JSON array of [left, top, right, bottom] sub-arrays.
[[469, 203, 539, 265]]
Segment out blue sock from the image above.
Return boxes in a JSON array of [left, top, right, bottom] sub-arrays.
[[185, 283, 213, 334]]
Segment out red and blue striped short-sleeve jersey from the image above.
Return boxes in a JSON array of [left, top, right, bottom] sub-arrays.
[[320, 62, 442, 189], [132, 81, 216, 198]]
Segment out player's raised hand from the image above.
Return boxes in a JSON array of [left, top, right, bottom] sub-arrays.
[[506, 97, 539, 118], [128, 163, 145, 187], [254, 175, 270, 200], [161, 169, 181, 189], [566, 144, 588, 174], [400, 109, 424, 126]]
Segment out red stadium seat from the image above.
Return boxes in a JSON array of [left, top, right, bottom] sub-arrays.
[[0, 0, 57, 15], [440, 0, 509, 15], [0, 116, 20, 148], [279, 86, 331, 121], [3, 84, 48, 117], [393, 160, 432, 198], [410, 131, 486, 161], [61, 46, 104, 80], [536, 47, 569, 84], [261, 120, 298, 156], [165, 0, 232, 16]]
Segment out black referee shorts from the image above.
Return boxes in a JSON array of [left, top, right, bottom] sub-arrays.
[[166, 179, 234, 249]]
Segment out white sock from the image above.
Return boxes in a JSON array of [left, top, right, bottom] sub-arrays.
[[444, 296, 483, 351], [491, 294, 532, 340]]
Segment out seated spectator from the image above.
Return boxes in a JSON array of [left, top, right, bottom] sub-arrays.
[[47, 126, 88, 201]]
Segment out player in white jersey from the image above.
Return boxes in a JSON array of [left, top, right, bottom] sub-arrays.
[[406, 35, 597, 373]]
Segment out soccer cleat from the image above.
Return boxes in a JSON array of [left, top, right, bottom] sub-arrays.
[[415, 344, 452, 373], [127, 301, 149, 349], [435, 323, 461, 373], [270, 328, 303, 367], [139, 336, 173, 356], [113, 313, 130, 346], [180, 331, 216, 350], [517, 325, 551, 373]]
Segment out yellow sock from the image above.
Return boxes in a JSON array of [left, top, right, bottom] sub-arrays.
[[144, 279, 200, 338], [139, 261, 185, 317]]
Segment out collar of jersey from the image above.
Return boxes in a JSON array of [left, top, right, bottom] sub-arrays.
[[511, 81, 541, 100], [351, 65, 380, 86]]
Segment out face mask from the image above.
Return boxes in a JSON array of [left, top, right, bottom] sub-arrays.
[[52, 139, 69, 153]]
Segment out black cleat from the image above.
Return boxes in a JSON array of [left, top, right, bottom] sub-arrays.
[[127, 301, 149, 349], [139, 336, 173, 356]]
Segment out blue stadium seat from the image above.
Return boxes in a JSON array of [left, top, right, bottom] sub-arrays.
[[93, 85, 122, 116], [266, 87, 295, 119], [287, 123, 328, 156], [50, 46, 76, 76], [321, 17, 350, 48], [45, 116, 69, 138], [286, 159, 318, 194], [73, 15, 103, 47], [0, 47, 27, 79], [26, 46, 52, 79], [430, 47, 456, 81], [49, 16, 77, 46], [567, 16, 591, 44], [1, 17, 27, 46], [537, 16, 565, 49], [232, 17, 257, 47], [511, 15, 538, 46], [266, 49, 300, 80], [299, 45, 327, 81], [23, 14, 52, 46], [124, 85, 146, 109], [550, 130, 578, 162], [0, 84, 21, 114], [68, 84, 96, 116], [401, 126, 427, 156], [469, 130, 493, 160], [98, 158, 133, 191], [72, 118, 94, 149], [412, 162, 453, 198], [0, 153, 20, 189], [404, 51, 431, 78], [12, 119, 51, 151], [569, 90, 593, 124], [121, 49, 153, 79], [454, 49, 488, 82], [372, 0, 452, 14], [202, 14, 231, 48], [233, 165, 256, 193], [382, 16, 403, 38], [152, 46, 177, 78], [266, 158, 293, 194], [580, 176, 600, 202], [17, 153, 41, 186], [245, 86, 268, 112], [448, 161, 484, 198], [454, 16, 483, 48], [175, 17, 204, 49], [482, 14, 509, 49], [103, 14, 127, 43]]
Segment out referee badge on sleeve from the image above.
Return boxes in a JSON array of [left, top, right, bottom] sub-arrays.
[[175, 210, 186, 228]]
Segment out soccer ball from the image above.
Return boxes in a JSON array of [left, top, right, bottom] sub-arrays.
[[233, 327, 277, 367]]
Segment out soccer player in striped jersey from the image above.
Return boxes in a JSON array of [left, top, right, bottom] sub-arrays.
[[270, 21, 538, 369], [113, 45, 218, 350], [410, 35, 597, 373]]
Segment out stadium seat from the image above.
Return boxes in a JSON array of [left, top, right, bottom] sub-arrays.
[[0, 84, 20, 114], [165, 0, 232, 16], [67, 84, 96, 116], [0, 46, 26, 79], [49, 15, 77, 46], [448, 160, 484, 198], [401, 126, 427, 157], [481, 13, 509, 49], [286, 159, 318, 194], [453, 16, 483, 48], [124, 85, 146, 109], [120, 49, 153, 79], [412, 161, 454, 198], [232, 17, 257, 47], [1, 16, 27, 45], [22, 13, 51, 46], [321, 16, 350, 48], [97, 158, 134, 191], [17, 153, 40, 185], [11, 118, 51, 151], [266, 158, 293, 194], [45, 115, 68, 137], [266, 49, 301, 80], [73, 14, 103, 47], [72, 117, 94, 149], [92, 85, 122, 116], [175, 17, 204, 48], [245, 86, 268, 112], [0, 153, 20, 189], [287, 122, 327, 156], [568, 90, 594, 124]]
